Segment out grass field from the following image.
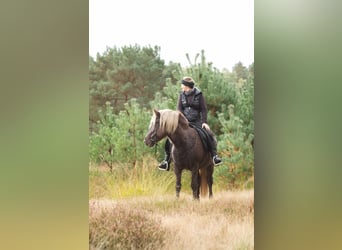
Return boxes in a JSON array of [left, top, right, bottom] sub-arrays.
[[89, 160, 254, 249]]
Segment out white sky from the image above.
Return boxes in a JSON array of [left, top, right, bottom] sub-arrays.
[[89, 0, 254, 71]]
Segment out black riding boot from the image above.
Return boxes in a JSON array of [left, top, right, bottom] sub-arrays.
[[158, 139, 171, 171], [212, 153, 222, 166], [208, 136, 222, 166]]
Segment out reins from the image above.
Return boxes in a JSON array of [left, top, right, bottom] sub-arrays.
[[152, 115, 160, 157], [154, 142, 159, 157]]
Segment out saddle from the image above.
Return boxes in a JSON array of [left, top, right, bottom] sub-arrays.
[[189, 123, 211, 151]]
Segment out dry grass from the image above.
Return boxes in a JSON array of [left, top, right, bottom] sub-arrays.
[[162, 191, 254, 250], [89, 200, 167, 249], [89, 190, 254, 250]]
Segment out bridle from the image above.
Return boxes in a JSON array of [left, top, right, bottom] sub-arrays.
[[150, 115, 160, 156]]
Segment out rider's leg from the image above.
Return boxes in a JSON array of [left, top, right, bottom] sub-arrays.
[[158, 139, 172, 171], [207, 133, 222, 166]]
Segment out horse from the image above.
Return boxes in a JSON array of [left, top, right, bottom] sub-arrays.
[[144, 109, 214, 200]]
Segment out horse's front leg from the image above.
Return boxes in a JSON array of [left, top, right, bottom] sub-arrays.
[[174, 167, 182, 198], [191, 170, 200, 200]]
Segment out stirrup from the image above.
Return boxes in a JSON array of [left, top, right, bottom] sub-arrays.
[[158, 160, 170, 171], [213, 155, 222, 166]]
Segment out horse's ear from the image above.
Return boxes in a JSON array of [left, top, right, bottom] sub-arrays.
[[153, 109, 160, 117]]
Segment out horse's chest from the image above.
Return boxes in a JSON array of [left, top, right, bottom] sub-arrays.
[[172, 151, 198, 170], [171, 132, 203, 169]]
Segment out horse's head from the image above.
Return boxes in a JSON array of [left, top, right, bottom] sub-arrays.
[[144, 109, 165, 147], [144, 109, 180, 147]]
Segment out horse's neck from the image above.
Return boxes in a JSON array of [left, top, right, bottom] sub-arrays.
[[168, 126, 190, 147], [167, 113, 191, 147]]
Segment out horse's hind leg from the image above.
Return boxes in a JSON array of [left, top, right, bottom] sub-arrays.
[[208, 167, 214, 198], [191, 171, 200, 200], [197, 173, 201, 198]]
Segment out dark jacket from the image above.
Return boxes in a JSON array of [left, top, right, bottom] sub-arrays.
[[177, 87, 208, 126]]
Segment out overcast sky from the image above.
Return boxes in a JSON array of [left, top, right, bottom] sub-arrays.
[[89, 0, 254, 71]]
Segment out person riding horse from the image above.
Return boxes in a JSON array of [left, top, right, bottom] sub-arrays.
[[158, 76, 222, 171]]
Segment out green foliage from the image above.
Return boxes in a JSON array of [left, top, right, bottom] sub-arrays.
[[235, 77, 254, 137], [148, 78, 180, 110], [89, 99, 151, 170], [89, 46, 254, 190], [89, 103, 116, 170], [89, 44, 168, 131], [158, 50, 239, 134], [232, 61, 249, 81], [215, 105, 254, 189]]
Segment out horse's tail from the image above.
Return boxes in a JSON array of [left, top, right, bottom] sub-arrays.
[[199, 167, 208, 197]]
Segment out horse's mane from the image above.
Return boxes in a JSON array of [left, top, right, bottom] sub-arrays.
[[155, 109, 188, 134]]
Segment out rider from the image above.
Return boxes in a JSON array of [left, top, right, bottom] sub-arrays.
[[158, 76, 222, 171]]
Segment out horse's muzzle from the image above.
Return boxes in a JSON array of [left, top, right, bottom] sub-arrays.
[[143, 137, 155, 147]]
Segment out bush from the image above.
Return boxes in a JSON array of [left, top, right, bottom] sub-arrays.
[[215, 104, 254, 189], [89, 99, 151, 170], [89, 201, 167, 249]]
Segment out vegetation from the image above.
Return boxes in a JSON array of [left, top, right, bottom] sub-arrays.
[[89, 201, 167, 249], [89, 45, 254, 249], [89, 188, 254, 250], [89, 156, 178, 199], [89, 45, 254, 189]]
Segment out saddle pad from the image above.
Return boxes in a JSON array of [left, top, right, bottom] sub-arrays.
[[189, 123, 210, 151]]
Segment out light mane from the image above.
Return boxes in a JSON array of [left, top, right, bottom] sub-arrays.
[[159, 109, 180, 134]]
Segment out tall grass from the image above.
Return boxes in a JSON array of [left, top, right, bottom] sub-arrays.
[[89, 156, 254, 249], [89, 200, 167, 249], [89, 191, 254, 249], [89, 155, 198, 199]]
